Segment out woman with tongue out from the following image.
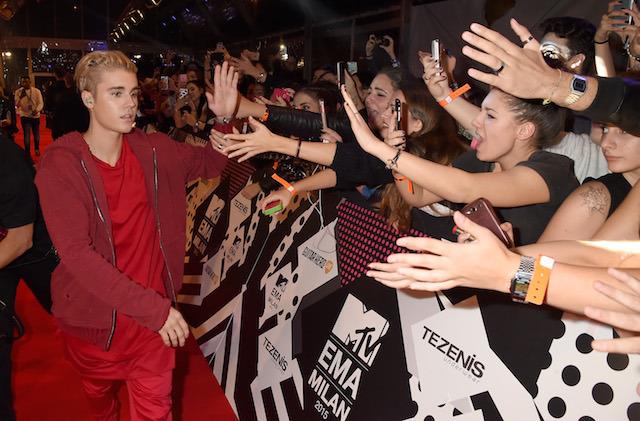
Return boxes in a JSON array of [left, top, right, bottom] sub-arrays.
[[341, 82, 579, 246]]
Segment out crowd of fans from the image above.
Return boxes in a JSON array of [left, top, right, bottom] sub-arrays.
[[2, 1, 640, 419]]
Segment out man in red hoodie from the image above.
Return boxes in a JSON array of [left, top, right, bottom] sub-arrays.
[[35, 51, 236, 420]]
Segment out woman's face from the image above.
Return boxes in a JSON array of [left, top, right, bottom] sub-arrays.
[[292, 92, 320, 113], [186, 69, 199, 82], [365, 73, 395, 132], [187, 82, 202, 102], [601, 126, 640, 175], [471, 90, 522, 162]]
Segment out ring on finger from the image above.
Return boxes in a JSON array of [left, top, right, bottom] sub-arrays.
[[522, 35, 534, 46], [493, 61, 505, 75]]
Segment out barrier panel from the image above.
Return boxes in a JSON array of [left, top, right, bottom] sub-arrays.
[[179, 157, 640, 421]]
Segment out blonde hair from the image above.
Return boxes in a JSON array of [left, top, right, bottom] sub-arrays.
[[74, 50, 137, 94]]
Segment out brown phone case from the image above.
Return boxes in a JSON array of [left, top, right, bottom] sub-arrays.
[[460, 198, 513, 248], [400, 103, 409, 133]]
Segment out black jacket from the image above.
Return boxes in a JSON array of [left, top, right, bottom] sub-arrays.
[[264, 104, 359, 143]]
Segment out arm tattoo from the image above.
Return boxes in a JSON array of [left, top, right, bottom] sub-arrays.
[[578, 183, 609, 216]]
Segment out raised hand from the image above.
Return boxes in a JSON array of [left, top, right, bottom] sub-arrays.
[[365, 34, 378, 58], [228, 55, 261, 79], [380, 35, 397, 60], [384, 112, 406, 149], [158, 307, 190, 347], [340, 84, 384, 154], [222, 116, 281, 162], [461, 18, 559, 101], [419, 51, 452, 101], [205, 61, 239, 119]]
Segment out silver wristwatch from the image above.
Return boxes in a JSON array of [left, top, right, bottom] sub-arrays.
[[509, 255, 535, 303]]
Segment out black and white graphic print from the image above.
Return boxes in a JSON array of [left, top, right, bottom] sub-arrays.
[[179, 169, 640, 420]]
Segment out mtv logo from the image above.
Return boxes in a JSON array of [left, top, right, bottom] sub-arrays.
[[331, 294, 389, 366]]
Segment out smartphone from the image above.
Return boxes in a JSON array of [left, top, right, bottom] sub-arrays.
[[159, 76, 169, 91], [431, 39, 441, 67], [346, 61, 358, 75], [336, 61, 346, 86], [272, 87, 292, 104], [400, 102, 408, 132], [178, 73, 187, 88], [319, 99, 328, 131], [394, 99, 402, 130], [211, 52, 225, 64], [458, 198, 513, 248], [263, 200, 284, 216], [611, 0, 635, 27]]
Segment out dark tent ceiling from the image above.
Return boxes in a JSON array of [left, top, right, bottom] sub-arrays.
[[114, 0, 401, 47], [4, 0, 403, 48]]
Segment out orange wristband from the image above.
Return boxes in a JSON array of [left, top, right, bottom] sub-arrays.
[[438, 83, 471, 107], [393, 175, 414, 194], [525, 255, 554, 305], [271, 173, 296, 195]]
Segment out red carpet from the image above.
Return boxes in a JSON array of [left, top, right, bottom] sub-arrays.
[[11, 118, 237, 420]]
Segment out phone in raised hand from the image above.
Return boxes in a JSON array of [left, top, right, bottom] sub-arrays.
[[431, 39, 441, 68], [611, 0, 635, 27], [319, 99, 328, 131], [336, 61, 346, 87], [394, 99, 402, 131]]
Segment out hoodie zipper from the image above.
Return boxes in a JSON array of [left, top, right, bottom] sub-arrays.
[[152, 148, 178, 303], [80, 159, 117, 351]]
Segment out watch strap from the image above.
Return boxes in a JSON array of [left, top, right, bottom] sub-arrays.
[[509, 255, 535, 303], [564, 75, 587, 106]]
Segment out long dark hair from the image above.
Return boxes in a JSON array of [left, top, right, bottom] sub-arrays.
[[379, 79, 467, 231], [496, 88, 565, 149]]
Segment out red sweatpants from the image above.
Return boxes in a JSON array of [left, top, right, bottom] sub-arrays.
[[80, 371, 173, 421]]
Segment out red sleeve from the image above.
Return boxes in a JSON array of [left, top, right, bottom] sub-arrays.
[[35, 151, 171, 331], [153, 132, 228, 183]]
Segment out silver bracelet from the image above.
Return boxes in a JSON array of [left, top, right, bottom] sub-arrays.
[[385, 149, 402, 170]]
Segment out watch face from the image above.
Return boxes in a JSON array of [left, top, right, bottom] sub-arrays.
[[572, 76, 587, 93]]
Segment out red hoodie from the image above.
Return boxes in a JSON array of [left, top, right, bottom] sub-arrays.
[[35, 129, 227, 350]]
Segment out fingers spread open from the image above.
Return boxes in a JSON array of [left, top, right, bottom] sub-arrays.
[[468, 21, 524, 58]]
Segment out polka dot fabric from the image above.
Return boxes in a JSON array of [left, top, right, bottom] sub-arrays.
[[535, 313, 640, 420], [336, 200, 428, 286]]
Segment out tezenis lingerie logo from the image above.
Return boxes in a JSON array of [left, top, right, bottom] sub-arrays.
[[308, 295, 389, 421], [421, 325, 485, 381]]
